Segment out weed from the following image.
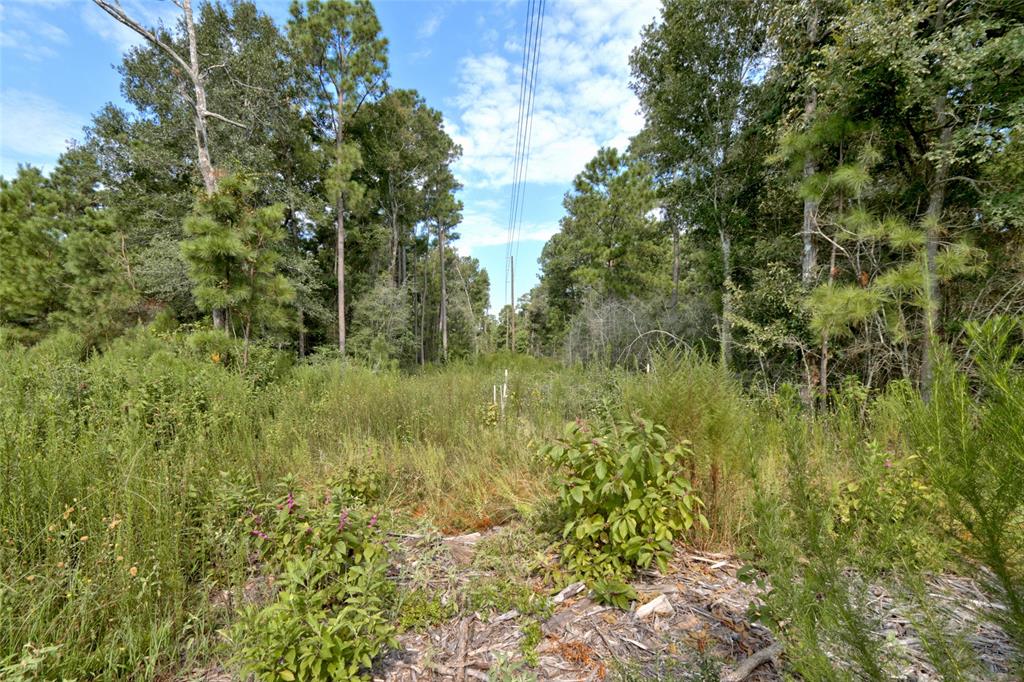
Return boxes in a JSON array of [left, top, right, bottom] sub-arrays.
[[543, 412, 706, 601], [396, 588, 457, 632], [518, 620, 543, 666], [231, 485, 396, 681]]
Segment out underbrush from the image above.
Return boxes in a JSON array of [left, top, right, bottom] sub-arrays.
[[1, 321, 1021, 678]]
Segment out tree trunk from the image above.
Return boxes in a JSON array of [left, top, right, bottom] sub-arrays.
[[921, 7, 952, 403], [438, 221, 448, 361], [820, 241, 837, 398], [298, 308, 306, 358], [671, 218, 681, 309], [419, 257, 427, 365], [92, 0, 246, 331], [336, 94, 347, 354], [719, 229, 732, 367], [801, 9, 819, 288], [182, 0, 226, 329], [389, 185, 400, 284], [337, 196, 346, 354]]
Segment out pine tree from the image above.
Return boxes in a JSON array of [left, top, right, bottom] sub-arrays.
[[0, 167, 65, 335], [288, 0, 389, 354], [181, 174, 294, 364]]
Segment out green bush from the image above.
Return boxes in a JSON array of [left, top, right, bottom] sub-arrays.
[[232, 484, 396, 681], [543, 413, 707, 606]]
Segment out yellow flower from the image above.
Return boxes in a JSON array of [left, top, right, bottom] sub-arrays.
[[129, 566, 138, 577], [108, 517, 122, 530], [62, 506, 75, 520], [79, 535, 89, 543], [211, 352, 221, 363]]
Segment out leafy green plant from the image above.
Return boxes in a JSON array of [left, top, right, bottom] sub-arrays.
[[464, 577, 551, 620], [396, 588, 456, 632], [232, 484, 395, 681], [518, 620, 543, 667], [543, 413, 707, 599]]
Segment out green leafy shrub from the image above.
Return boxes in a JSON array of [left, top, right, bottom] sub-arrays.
[[232, 484, 395, 681], [543, 413, 707, 602]]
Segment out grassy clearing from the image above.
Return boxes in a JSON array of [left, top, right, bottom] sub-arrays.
[[1, 324, 1021, 679]]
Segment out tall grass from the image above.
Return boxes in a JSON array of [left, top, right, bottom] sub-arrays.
[[0, 330, 617, 677], [1, 322, 1020, 678]]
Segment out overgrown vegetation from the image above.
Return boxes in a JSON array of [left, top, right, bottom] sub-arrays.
[[1, 0, 1022, 678], [2, 321, 1020, 678], [545, 413, 706, 607]]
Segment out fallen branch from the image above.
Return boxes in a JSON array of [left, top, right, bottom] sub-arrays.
[[721, 643, 783, 682]]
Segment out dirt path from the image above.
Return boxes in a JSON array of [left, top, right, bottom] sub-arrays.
[[183, 525, 1016, 681]]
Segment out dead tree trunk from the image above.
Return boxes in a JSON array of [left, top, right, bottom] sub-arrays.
[[93, 0, 244, 330], [438, 220, 449, 361], [671, 217, 681, 309]]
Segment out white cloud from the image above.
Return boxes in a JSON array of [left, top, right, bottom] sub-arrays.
[[418, 13, 442, 39], [0, 89, 85, 174], [454, 208, 558, 257], [0, 4, 69, 61], [449, 0, 659, 190]]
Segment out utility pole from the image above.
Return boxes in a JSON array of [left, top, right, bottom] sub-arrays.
[[510, 255, 515, 352]]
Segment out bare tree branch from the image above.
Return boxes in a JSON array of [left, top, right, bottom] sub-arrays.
[[92, 1, 193, 78], [204, 110, 246, 129]]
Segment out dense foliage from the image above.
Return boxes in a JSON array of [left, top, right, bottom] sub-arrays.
[[1, 0, 487, 365], [545, 414, 706, 606], [233, 486, 395, 681], [1, 0, 1022, 678], [520, 0, 1023, 401]]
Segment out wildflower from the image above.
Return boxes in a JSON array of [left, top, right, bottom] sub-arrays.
[[108, 517, 122, 530], [26, 575, 35, 582], [368, 514, 378, 528], [129, 566, 138, 577], [63, 506, 74, 520], [884, 459, 893, 469], [286, 491, 296, 513], [116, 555, 124, 562], [337, 509, 349, 531], [211, 352, 221, 363], [250, 529, 269, 540], [79, 535, 89, 543]]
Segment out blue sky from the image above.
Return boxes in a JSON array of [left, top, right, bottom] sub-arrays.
[[0, 0, 659, 312]]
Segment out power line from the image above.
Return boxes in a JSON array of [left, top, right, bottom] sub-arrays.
[[513, 0, 545, 266], [503, 0, 545, 338], [504, 0, 537, 310]]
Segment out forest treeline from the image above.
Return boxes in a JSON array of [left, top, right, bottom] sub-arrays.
[[2, 0, 1023, 398], [517, 0, 1024, 398], [1, 0, 488, 366]]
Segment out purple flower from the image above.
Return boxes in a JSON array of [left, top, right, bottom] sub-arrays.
[[250, 529, 269, 540], [338, 509, 349, 532], [368, 514, 378, 528], [884, 459, 893, 469], [286, 491, 296, 513]]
